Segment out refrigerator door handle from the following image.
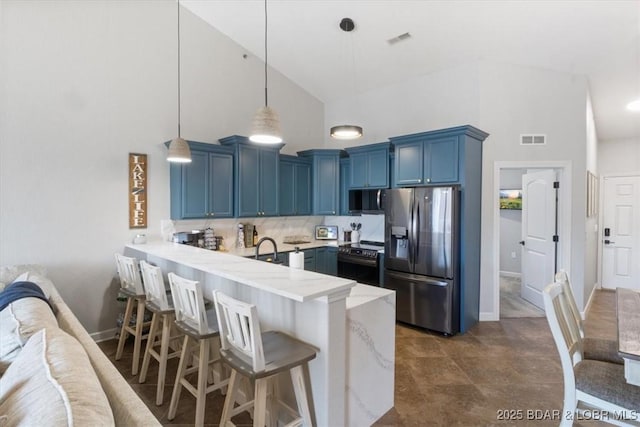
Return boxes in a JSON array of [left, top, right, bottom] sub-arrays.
[[409, 193, 416, 271], [385, 270, 448, 287], [415, 201, 420, 262]]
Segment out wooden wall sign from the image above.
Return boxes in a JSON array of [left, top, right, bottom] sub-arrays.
[[129, 153, 147, 228]]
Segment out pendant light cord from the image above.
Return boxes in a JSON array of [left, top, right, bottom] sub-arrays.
[[177, 1, 182, 137], [264, 0, 268, 107]]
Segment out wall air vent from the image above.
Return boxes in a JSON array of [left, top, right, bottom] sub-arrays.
[[520, 134, 547, 145], [387, 32, 411, 45]]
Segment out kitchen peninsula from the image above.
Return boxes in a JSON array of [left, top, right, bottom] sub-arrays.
[[124, 240, 395, 426]]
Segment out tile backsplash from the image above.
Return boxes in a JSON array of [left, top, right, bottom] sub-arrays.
[[163, 214, 385, 249]]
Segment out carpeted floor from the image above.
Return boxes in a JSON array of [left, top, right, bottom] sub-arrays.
[[500, 274, 544, 318]]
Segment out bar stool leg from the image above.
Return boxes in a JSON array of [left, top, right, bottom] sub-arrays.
[[156, 313, 173, 405], [131, 298, 146, 375], [220, 370, 240, 425], [168, 335, 191, 420], [290, 364, 315, 427], [115, 296, 134, 360], [139, 311, 160, 383], [194, 338, 211, 427], [253, 378, 269, 427]]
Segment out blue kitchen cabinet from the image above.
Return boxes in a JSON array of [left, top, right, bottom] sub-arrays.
[[304, 249, 316, 272], [316, 246, 338, 276], [168, 141, 234, 220], [279, 155, 311, 216], [219, 135, 284, 217], [344, 142, 391, 189], [297, 149, 344, 216], [339, 158, 351, 216], [390, 129, 460, 186]]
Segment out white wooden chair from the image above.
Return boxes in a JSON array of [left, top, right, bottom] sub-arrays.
[[167, 273, 229, 427], [138, 261, 183, 405], [212, 289, 318, 427], [543, 281, 640, 426], [555, 270, 623, 364], [114, 253, 150, 376]]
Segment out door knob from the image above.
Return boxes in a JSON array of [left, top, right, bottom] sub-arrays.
[[604, 240, 615, 245], [519, 241, 525, 246]]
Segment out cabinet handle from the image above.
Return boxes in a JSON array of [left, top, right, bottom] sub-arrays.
[[426, 178, 431, 183], [417, 179, 422, 183], [332, 211, 335, 214], [210, 212, 215, 217]]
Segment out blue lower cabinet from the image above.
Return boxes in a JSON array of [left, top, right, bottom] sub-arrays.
[[304, 250, 316, 272], [315, 247, 337, 276]]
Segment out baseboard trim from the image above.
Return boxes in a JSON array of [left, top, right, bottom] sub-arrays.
[[90, 328, 118, 343], [582, 283, 598, 321], [499, 271, 521, 279], [480, 311, 499, 321]]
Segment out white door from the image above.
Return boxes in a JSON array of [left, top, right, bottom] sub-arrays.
[[602, 176, 640, 290], [521, 170, 557, 309]]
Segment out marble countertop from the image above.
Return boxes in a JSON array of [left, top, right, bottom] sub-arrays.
[[346, 283, 395, 310], [126, 241, 356, 303]]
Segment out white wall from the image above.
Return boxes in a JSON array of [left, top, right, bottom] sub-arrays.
[[584, 92, 599, 301], [499, 169, 525, 274], [325, 60, 591, 317], [599, 138, 640, 175], [0, 1, 324, 333]]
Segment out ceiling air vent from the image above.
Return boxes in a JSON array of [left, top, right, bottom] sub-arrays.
[[520, 134, 547, 145], [387, 32, 411, 45]]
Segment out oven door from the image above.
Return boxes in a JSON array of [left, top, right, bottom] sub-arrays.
[[337, 254, 380, 286]]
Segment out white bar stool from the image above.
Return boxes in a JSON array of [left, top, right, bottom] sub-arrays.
[[212, 290, 318, 427], [167, 273, 229, 427], [114, 253, 150, 376], [138, 260, 183, 405]]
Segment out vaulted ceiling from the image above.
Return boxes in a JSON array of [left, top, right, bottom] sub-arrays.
[[182, 0, 640, 141]]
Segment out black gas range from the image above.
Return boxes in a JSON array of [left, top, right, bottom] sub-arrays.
[[337, 240, 384, 286]]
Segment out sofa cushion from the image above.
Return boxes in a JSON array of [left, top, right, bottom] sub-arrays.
[[0, 296, 58, 374], [0, 328, 114, 426], [0, 265, 48, 291]]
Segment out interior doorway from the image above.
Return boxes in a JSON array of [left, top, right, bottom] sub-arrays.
[[493, 162, 571, 320]]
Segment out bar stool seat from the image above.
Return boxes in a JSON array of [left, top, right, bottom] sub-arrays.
[[167, 273, 229, 427], [212, 290, 318, 427], [114, 253, 150, 376], [138, 261, 183, 406]]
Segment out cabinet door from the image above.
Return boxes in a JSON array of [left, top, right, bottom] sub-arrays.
[[181, 151, 209, 219], [394, 142, 424, 186], [259, 149, 279, 216], [349, 152, 368, 189], [340, 159, 350, 216], [304, 250, 316, 272], [315, 247, 326, 274], [294, 163, 311, 215], [325, 247, 338, 276], [237, 145, 260, 217], [425, 136, 459, 183], [314, 156, 339, 215], [367, 149, 389, 188], [209, 153, 234, 218], [279, 161, 295, 216]]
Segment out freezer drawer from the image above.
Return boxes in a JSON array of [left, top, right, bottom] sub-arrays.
[[384, 269, 458, 335]]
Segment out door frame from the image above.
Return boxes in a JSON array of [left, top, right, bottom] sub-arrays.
[[490, 161, 572, 320], [597, 172, 640, 289]]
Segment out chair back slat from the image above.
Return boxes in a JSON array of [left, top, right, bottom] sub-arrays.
[[168, 273, 208, 335], [115, 253, 144, 295], [554, 270, 584, 338], [212, 290, 265, 372], [140, 261, 170, 311]]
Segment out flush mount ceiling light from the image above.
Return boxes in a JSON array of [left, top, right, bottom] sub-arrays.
[[627, 98, 640, 112], [330, 125, 363, 140], [249, 0, 282, 144], [167, 1, 191, 163], [331, 18, 363, 141]]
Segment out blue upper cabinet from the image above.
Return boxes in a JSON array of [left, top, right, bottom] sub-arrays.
[[344, 142, 391, 189], [169, 141, 234, 220], [219, 136, 284, 217], [390, 127, 476, 186], [298, 149, 344, 216], [279, 155, 311, 216], [339, 158, 351, 216]]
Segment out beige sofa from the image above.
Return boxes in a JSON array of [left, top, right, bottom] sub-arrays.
[[0, 265, 160, 426]]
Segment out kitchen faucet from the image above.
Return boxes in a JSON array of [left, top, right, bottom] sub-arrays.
[[255, 237, 279, 262]]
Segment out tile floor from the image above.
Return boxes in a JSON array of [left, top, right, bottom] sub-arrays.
[[99, 290, 618, 426]]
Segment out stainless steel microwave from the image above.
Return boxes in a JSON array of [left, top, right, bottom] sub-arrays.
[[348, 189, 385, 214]]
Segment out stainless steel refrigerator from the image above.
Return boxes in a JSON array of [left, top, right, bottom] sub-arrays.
[[383, 186, 460, 334]]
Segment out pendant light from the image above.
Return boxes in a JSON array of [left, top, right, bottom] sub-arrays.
[[167, 1, 191, 163], [249, 0, 283, 144], [330, 18, 363, 141]]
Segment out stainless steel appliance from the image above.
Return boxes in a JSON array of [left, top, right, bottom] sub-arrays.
[[337, 241, 384, 286], [348, 189, 385, 214], [384, 187, 459, 334]]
